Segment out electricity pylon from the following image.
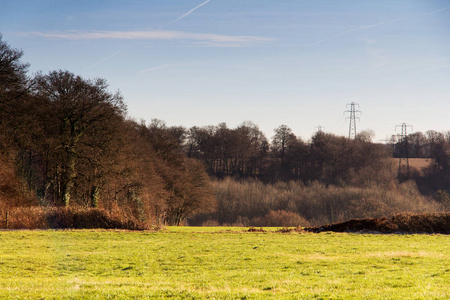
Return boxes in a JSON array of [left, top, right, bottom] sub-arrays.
[[315, 125, 325, 133], [344, 102, 361, 139], [395, 123, 413, 177]]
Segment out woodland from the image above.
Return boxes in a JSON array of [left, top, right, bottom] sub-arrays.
[[1, 34, 449, 228]]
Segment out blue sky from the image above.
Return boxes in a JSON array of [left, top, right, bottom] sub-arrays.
[[1, 0, 450, 141]]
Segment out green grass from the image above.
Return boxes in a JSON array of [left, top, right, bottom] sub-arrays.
[[0, 228, 449, 299]]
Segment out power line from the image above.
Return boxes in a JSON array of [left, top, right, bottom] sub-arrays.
[[344, 102, 361, 139]]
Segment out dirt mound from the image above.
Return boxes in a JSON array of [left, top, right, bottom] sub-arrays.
[[306, 213, 450, 234]]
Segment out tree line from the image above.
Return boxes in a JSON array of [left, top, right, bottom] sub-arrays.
[[0, 34, 214, 225], [392, 130, 450, 159], [394, 131, 450, 195], [157, 116, 450, 194], [1, 34, 449, 227], [180, 123, 392, 186]]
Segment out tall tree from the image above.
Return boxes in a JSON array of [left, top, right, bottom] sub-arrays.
[[0, 34, 31, 151], [235, 121, 268, 177], [271, 125, 297, 179], [272, 125, 295, 165], [0, 34, 29, 108], [33, 70, 125, 206]]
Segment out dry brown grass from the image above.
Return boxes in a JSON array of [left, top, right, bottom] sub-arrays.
[[391, 158, 434, 176], [0, 206, 149, 230], [408, 158, 434, 170]]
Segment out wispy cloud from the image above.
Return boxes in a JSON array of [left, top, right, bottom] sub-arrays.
[[23, 29, 271, 45], [366, 47, 387, 70], [161, 0, 211, 29], [195, 41, 259, 48]]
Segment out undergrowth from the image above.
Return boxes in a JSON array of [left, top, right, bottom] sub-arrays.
[[0, 206, 149, 230], [189, 178, 444, 227]]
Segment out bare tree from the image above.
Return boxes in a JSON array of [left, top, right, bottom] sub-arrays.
[[33, 70, 125, 206], [0, 34, 32, 150], [162, 158, 215, 225], [0, 34, 29, 108], [272, 125, 295, 164]]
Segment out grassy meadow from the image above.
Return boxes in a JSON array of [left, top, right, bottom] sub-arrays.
[[0, 228, 449, 299]]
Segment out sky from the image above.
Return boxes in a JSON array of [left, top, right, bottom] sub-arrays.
[[1, 0, 450, 142]]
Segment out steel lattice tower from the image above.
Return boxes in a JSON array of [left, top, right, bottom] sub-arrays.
[[344, 102, 361, 139], [315, 125, 325, 133], [395, 123, 413, 177]]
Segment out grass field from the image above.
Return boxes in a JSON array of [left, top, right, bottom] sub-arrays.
[[392, 158, 434, 176], [0, 228, 449, 299]]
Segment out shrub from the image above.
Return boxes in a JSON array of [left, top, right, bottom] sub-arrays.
[[251, 210, 310, 227], [0, 154, 37, 209], [190, 178, 444, 227], [201, 219, 219, 226], [391, 213, 450, 233], [434, 190, 450, 209]]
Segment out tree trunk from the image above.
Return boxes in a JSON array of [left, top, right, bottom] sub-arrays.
[[91, 185, 100, 208], [61, 152, 76, 206]]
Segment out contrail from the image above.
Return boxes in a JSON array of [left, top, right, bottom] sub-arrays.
[[160, 0, 211, 28], [139, 64, 169, 74], [332, 22, 392, 38], [82, 50, 122, 71], [333, 5, 450, 38], [253, 5, 450, 65], [422, 5, 450, 16]]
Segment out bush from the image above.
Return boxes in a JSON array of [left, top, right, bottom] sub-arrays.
[[201, 219, 219, 226], [391, 213, 450, 233], [0, 154, 37, 209], [251, 210, 310, 227], [434, 190, 450, 209]]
